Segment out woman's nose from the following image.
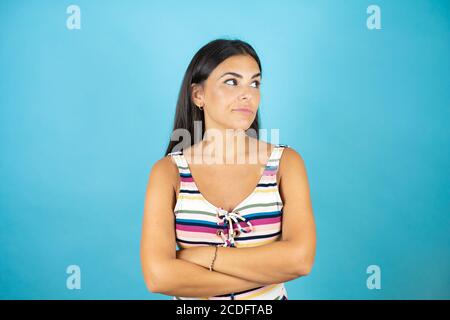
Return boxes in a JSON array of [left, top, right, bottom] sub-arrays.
[[239, 86, 254, 99]]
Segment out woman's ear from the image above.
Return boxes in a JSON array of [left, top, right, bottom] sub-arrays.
[[190, 83, 205, 107]]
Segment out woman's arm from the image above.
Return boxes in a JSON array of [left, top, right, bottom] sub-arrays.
[[150, 257, 268, 297], [176, 241, 302, 285], [140, 156, 267, 297], [176, 148, 317, 284]]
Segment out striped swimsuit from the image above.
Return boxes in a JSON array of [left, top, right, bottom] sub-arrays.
[[168, 143, 290, 300]]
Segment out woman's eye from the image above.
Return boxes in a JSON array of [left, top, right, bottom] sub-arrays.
[[225, 79, 260, 88], [224, 79, 237, 86], [251, 80, 261, 88]]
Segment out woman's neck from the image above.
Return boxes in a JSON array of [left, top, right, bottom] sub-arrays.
[[187, 129, 266, 165]]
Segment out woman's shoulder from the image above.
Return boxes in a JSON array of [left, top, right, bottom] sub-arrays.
[[276, 144, 306, 178], [278, 144, 301, 159], [259, 141, 300, 160], [148, 154, 180, 190], [152, 153, 180, 172]]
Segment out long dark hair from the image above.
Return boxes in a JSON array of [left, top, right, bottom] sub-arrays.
[[164, 38, 262, 156]]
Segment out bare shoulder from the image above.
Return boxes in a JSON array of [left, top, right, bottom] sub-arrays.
[[142, 154, 180, 224], [147, 155, 179, 192], [278, 146, 307, 180]]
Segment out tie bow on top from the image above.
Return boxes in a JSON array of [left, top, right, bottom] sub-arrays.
[[215, 207, 253, 247]]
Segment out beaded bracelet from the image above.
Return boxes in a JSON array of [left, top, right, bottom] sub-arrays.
[[209, 246, 219, 271]]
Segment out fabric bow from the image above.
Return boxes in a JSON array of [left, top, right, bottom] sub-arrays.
[[216, 207, 253, 247]]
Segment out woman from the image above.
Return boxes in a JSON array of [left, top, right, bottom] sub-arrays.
[[140, 39, 316, 300]]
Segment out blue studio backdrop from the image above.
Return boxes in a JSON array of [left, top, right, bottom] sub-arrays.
[[0, 0, 449, 299]]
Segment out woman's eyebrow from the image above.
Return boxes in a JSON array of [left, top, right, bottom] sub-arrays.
[[219, 72, 261, 79]]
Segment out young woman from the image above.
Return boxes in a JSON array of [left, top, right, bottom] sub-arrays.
[[140, 39, 316, 300]]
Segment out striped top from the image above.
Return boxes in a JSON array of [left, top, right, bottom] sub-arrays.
[[168, 143, 290, 300]]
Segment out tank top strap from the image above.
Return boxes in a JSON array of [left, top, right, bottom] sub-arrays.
[[167, 150, 190, 176], [264, 144, 289, 175]]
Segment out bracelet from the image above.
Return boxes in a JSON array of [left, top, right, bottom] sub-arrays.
[[209, 246, 219, 271]]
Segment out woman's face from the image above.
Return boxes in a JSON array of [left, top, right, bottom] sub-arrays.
[[192, 54, 261, 132]]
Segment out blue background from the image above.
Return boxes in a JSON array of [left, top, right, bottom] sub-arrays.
[[0, 0, 449, 299]]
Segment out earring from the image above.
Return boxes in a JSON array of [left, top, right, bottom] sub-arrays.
[[198, 105, 204, 111]]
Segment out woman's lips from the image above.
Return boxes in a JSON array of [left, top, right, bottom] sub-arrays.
[[232, 108, 253, 114]]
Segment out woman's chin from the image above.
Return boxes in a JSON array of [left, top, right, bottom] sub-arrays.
[[229, 121, 253, 131], [229, 115, 255, 127]]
